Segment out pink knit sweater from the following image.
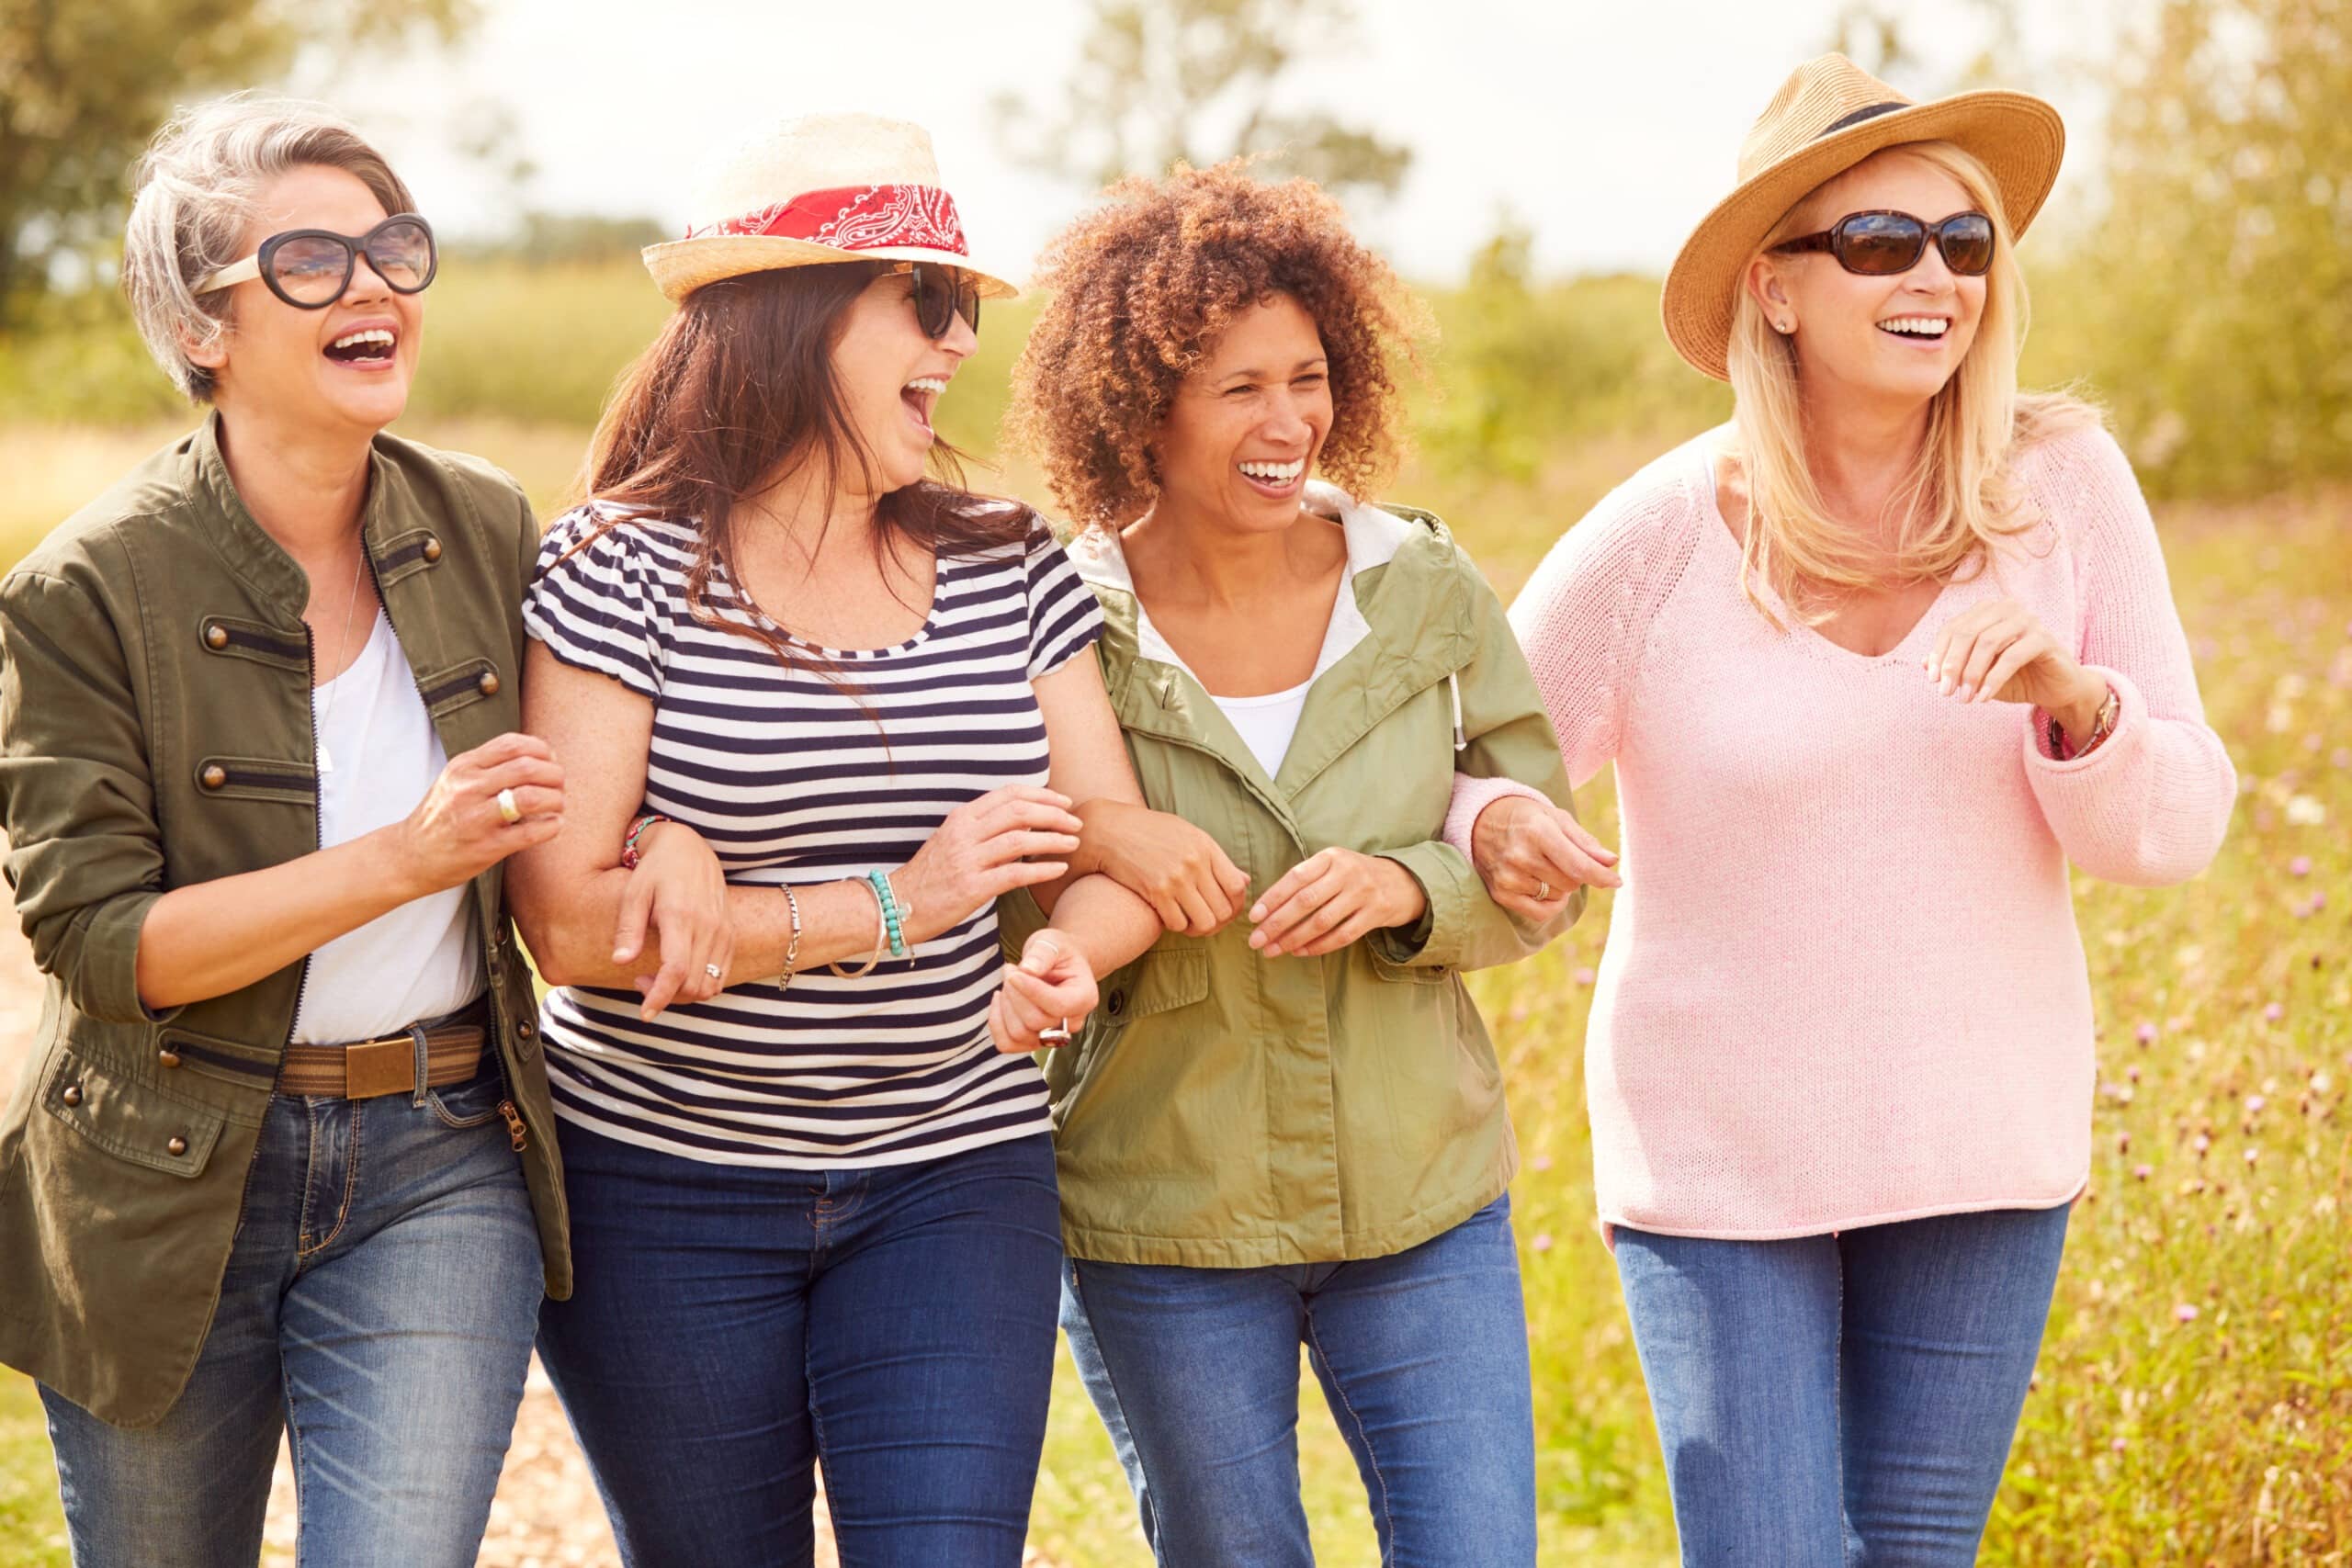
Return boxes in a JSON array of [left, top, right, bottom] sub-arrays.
[[1448, 423, 2235, 1240]]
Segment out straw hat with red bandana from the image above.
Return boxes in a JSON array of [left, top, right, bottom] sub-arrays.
[[641, 113, 1021, 303]]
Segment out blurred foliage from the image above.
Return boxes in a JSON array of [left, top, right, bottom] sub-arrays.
[[992, 0, 1411, 198], [1414, 220, 1728, 485], [0, 0, 476, 325], [2030, 0, 2351, 496], [450, 211, 669, 266]]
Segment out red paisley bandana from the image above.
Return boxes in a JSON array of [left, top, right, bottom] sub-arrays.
[[685, 184, 969, 256]]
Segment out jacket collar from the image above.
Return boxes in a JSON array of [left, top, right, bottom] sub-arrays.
[[1076, 484, 1476, 810], [186, 410, 416, 621]]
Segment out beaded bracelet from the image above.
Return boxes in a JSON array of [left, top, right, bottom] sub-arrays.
[[619, 812, 672, 870], [866, 870, 908, 959]]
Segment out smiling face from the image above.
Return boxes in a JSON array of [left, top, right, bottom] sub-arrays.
[[189, 164, 424, 437], [1750, 148, 1988, 411], [829, 265, 978, 497], [1153, 293, 1331, 535]]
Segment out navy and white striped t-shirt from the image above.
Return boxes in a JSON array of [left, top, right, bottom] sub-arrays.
[[521, 502, 1104, 1168]]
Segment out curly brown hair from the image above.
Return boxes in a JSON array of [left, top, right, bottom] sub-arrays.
[[1006, 162, 1430, 525]]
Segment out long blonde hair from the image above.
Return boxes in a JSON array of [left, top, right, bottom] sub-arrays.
[[1723, 140, 2097, 625]]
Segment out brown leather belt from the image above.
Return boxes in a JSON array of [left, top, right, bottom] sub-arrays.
[[277, 1007, 490, 1100]]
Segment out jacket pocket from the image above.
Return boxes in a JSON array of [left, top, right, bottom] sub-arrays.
[[1098, 946, 1212, 1028], [41, 1048, 225, 1179], [192, 614, 309, 673], [1054, 947, 1214, 1110], [153, 1023, 283, 1093], [418, 657, 505, 718], [191, 755, 316, 806]]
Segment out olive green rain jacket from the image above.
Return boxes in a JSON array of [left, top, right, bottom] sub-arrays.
[[1008, 488, 1583, 1268], [0, 415, 567, 1427]]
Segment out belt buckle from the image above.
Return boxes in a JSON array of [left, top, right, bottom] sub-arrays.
[[343, 1036, 417, 1100]]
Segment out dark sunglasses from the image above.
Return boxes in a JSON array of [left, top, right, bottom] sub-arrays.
[[1770, 210, 1996, 277], [198, 214, 438, 308], [893, 263, 981, 339]]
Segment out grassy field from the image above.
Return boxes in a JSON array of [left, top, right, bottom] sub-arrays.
[[0, 410, 2343, 1564], [0, 258, 2346, 1561]]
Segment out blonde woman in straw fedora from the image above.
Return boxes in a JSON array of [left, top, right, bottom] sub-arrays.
[[505, 115, 1161, 1564], [1446, 55, 2235, 1563]]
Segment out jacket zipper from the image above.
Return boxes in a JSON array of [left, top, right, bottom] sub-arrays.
[[367, 549, 533, 1156], [283, 626, 321, 1059]]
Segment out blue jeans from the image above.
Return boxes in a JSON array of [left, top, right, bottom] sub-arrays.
[[40, 1058, 542, 1568], [535, 1123, 1062, 1568], [1613, 1202, 2073, 1568], [1061, 1193, 1535, 1568]]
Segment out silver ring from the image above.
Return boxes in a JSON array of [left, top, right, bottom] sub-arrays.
[[1038, 1018, 1072, 1044], [1534, 880, 1552, 902], [495, 786, 521, 825], [704, 963, 722, 980]]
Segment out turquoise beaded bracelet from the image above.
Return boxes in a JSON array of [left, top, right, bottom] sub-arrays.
[[866, 870, 908, 959]]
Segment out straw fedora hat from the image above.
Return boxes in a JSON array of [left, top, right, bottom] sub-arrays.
[[642, 113, 1021, 303], [1661, 53, 2064, 380]]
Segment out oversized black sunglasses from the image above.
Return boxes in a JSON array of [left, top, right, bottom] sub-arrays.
[[198, 214, 438, 308], [1770, 210, 1996, 277], [891, 263, 981, 339]]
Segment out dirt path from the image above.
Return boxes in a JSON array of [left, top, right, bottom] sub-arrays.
[[0, 918, 1053, 1567]]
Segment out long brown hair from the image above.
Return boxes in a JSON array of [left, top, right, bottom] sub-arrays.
[[578, 261, 1030, 672]]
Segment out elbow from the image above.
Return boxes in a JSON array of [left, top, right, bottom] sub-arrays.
[[508, 895, 594, 989], [2073, 798, 2236, 888], [33, 899, 175, 1026]]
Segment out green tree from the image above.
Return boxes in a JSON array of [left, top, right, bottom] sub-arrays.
[[2033, 0, 2351, 494], [991, 0, 1411, 198], [0, 0, 475, 323]]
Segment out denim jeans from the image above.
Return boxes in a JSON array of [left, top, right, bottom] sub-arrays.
[[40, 1057, 542, 1568], [534, 1123, 1062, 1568], [1060, 1193, 1535, 1568], [1613, 1201, 2073, 1568]]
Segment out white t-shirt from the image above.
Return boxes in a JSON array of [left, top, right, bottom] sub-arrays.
[[1211, 681, 1316, 777], [1099, 497, 1405, 778], [290, 610, 481, 1043]]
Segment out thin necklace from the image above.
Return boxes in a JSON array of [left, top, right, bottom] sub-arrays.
[[313, 538, 368, 776]]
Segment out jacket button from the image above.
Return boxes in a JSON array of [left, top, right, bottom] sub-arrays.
[[158, 1048, 182, 1068], [203, 623, 230, 650], [477, 670, 501, 697], [516, 1018, 535, 1038], [200, 764, 228, 790], [166, 1135, 188, 1157], [1107, 988, 1127, 1017], [422, 536, 443, 563], [61, 1083, 83, 1106]]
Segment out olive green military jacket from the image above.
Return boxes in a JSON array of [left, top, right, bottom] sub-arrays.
[[0, 415, 568, 1427], [1007, 493, 1582, 1269]]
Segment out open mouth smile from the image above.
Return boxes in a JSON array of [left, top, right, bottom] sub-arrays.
[[1238, 457, 1306, 497], [1876, 314, 1952, 345], [323, 322, 400, 370], [902, 376, 947, 434]]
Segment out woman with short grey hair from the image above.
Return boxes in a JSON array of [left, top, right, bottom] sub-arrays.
[[0, 94, 699, 1567]]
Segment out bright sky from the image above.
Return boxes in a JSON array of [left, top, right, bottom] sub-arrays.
[[322, 0, 2138, 285]]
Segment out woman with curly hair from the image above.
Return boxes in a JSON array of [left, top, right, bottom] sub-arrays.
[[1000, 164, 1597, 1566]]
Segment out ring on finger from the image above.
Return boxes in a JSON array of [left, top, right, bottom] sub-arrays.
[[1535, 879, 1552, 902], [495, 786, 522, 825], [1038, 1018, 1072, 1044], [704, 962, 722, 980]]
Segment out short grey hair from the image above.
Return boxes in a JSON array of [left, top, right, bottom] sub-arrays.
[[122, 94, 415, 402]]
